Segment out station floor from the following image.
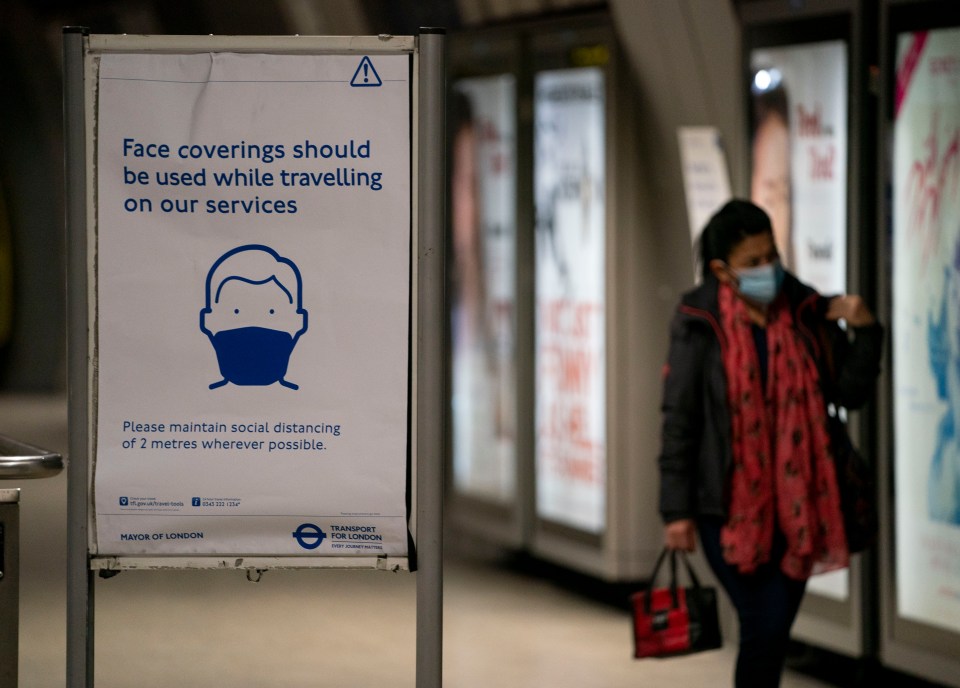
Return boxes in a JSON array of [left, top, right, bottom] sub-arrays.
[[5, 393, 839, 688]]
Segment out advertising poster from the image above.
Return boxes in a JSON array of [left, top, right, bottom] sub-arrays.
[[450, 75, 518, 504], [94, 53, 411, 557], [677, 126, 732, 249], [533, 68, 606, 534], [751, 40, 850, 600], [893, 27, 960, 634], [750, 41, 848, 294]]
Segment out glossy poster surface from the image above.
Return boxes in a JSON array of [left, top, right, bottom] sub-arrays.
[[534, 68, 606, 533], [750, 41, 848, 294], [678, 126, 732, 248], [450, 75, 518, 504], [894, 27, 960, 633], [94, 52, 411, 557]]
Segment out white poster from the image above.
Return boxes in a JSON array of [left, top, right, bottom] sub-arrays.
[[677, 126, 732, 248], [534, 68, 606, 533], [94, 52, 411, 557], [894, 27, 960, 634], [450, 76, 518, 504], [750, 41, 848, 294], [751, 40, 850, 600]]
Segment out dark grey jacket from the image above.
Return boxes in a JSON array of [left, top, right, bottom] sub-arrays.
[[657, 272, 883, 524]]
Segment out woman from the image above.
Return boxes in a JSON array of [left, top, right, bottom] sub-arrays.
[[657, 200, 882, 687]]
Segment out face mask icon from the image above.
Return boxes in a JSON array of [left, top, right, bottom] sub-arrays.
[[200, 245, 308, 390]]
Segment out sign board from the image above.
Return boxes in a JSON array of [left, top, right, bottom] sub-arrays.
[[677, 126, 732, 249], [893, 26, 960, 635], [450, 75, 518, 504], [750, 40, 848, 295], [533, 67, 606, 534], [65, 30, 446, 688], [80, 38, 418, 569]]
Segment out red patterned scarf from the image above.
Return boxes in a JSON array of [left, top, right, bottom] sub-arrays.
[[718, 283, 848, 580]]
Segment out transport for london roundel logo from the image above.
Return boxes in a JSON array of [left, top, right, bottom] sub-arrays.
[[292, 523, 326, 550]]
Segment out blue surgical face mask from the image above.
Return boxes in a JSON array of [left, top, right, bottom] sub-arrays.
[[732, 260, 785, 305]]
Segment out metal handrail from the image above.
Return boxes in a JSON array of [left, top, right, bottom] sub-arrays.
[[0, 435, 63, 480]]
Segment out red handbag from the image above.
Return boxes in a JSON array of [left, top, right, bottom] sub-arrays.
[[631, 548, 723, 659]]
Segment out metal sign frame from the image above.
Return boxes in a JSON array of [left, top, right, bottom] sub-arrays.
[[63, 27, 445, 687]]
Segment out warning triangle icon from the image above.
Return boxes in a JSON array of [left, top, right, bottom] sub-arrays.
[[350, 56, 382, 87]]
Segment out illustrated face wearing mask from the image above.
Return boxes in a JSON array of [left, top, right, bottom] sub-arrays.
[[200, 245, 308, 390], [710, 231, 784, 307]]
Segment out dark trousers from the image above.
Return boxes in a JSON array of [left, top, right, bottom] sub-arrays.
[[698, 518, 807, 688]]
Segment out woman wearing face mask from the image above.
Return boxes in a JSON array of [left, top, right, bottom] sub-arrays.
[[657, 199, 882, 687]]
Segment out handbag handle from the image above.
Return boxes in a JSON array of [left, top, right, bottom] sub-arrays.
[[643, 547, 704, 615]]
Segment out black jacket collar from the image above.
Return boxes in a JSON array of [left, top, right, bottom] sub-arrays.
[[676, 272, 829, 357]]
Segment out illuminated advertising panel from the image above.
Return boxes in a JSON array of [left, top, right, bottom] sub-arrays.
[[751, 40, 850, 599], [750, 41, 848, 294], [533, 68, 606, 533], [893, 26, 960, 634], [450, 75, 518, 503]]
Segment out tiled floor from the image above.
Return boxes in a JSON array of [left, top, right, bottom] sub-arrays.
[[5, 393, 835, 687]]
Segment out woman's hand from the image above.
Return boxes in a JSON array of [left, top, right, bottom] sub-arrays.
[[826, 295, 876, 327], [664, 519, 697, 552]]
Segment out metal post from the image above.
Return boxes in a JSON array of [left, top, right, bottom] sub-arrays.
[[0, 489, 20, 688], [416, 27, 446, 688], [62, 26, 95, 688]]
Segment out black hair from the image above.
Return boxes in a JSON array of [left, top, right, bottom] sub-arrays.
[[450, 89, 474, 137], [751, 76, 790, 135], [697, 199, 773, 280]]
